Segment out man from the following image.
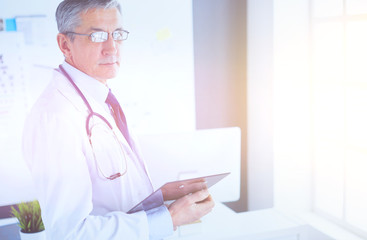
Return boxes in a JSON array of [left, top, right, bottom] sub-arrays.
[[22, 0, 214, 239]]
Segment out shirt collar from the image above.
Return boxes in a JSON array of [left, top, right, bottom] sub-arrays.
[[61, 61, 109, 105]]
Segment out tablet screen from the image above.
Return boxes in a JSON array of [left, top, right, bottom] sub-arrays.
[[127, 172, 230, 214]]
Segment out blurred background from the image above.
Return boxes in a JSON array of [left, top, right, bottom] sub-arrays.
[[1, 0, 367, 239]]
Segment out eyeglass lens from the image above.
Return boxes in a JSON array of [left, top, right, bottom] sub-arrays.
[[90, 30, 128, 43]]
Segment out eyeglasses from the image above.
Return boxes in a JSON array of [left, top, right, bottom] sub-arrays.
[[65, 29, 129, 43], [87, 112, 127, 180]]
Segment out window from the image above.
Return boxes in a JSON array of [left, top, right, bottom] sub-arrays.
[[311, 0, 367, 237]]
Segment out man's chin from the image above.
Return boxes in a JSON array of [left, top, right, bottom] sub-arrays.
[[98, 64, 120, 78]]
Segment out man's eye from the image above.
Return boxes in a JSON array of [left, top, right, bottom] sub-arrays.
[[91, 32, 108, 42]]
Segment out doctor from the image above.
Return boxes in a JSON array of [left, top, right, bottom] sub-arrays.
[[22, 0, 214, 239]]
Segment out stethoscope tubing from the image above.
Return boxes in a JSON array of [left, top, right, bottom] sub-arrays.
[[58, 65, 113, 137]]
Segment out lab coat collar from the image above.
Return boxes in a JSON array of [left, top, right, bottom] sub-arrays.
[[55, 62, 133, 153], [61, 61, 109, 106], [52, 64, 155, 195], [54, 63, 117, 139]]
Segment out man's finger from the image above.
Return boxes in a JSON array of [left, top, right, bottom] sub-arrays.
[[188, 189, 210, 203]]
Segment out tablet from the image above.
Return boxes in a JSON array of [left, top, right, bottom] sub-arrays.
[[127, 172, 230, 214]]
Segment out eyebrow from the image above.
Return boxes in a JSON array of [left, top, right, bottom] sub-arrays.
[[89, 27, 123, 32]]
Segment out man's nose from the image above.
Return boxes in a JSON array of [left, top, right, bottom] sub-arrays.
[[102, 34, 118, 55]]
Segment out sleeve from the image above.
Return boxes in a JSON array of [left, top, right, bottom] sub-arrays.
[[146, 205, 174, 240], [22, 105, 172, 240]]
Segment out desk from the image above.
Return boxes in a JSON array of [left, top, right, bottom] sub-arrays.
[[168, 203, 364, 240], [0, 203, 364, 240], [0, 218, 20, 240], [168, 202, 302, 240]]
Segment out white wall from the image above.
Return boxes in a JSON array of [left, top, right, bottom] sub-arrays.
[[192, 0, 247, 211], [247, 0, 312, 212], [246, 0, 274, 211], [273, 0, 312, 213]]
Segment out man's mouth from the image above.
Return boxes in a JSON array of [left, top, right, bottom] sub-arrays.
[[99, 57, 118, 65]]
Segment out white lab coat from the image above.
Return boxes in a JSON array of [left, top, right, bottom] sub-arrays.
[[22, 63, 173, 240]]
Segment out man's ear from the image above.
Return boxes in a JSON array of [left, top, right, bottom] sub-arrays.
[[57, 33, 72, 59]]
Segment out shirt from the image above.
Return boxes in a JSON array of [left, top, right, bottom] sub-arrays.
[[22, 62, 174, 240]]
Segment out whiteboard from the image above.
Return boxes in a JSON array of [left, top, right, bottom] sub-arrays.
[[0, 32, 36, 206], [0, 0, 195, 206]]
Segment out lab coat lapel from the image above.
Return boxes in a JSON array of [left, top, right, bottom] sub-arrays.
[[54, 69, 134, 154], [54, 69, 153, 187]]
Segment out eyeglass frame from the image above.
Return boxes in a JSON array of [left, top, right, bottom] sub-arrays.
[[64, 29, 129, 43]]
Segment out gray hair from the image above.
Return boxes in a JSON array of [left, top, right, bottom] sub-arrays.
[[56, 0, 121, 40]]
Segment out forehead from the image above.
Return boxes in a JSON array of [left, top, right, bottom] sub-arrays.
[[77, 7, 122, 31]]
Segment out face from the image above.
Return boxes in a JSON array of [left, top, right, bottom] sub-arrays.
[[58, 7, 123, 84]]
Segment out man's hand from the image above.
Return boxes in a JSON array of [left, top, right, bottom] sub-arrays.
[[161, 179, 207, 201], [167, 189, 215, 230]]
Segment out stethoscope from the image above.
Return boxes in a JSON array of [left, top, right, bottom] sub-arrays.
[[58, 64, 127, 180], [58, 65, 113, 138]]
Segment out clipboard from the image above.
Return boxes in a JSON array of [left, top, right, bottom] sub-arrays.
[[127, 172, 230, 214]]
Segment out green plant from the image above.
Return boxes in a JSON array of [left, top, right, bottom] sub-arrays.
[[11, 200, 45, 233]]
